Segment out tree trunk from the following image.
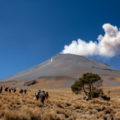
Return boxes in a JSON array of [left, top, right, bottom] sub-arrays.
[[83, 84, 88, 96]]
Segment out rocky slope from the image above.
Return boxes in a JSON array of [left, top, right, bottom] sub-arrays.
[[1, 54, 120, 86]]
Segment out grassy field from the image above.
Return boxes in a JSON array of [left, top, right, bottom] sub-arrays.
[[0, 87, 120, 120]]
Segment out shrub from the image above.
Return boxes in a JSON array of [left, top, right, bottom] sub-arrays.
[[101, 95, 110, 101], [91, 89, 103, 98]]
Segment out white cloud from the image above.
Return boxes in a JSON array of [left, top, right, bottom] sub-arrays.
[[62, 23, 120, 57]]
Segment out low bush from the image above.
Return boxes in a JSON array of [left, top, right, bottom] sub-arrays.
[[91, 89, 103, 98], [101, 95, 110, 101]]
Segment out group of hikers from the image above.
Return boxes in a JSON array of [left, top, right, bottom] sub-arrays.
[[35, 90, 49, 105], [0, 86, 27, 94], [19, 89, 27, 94], [0, 86, 49, 105], [5, 87, 17, 93]]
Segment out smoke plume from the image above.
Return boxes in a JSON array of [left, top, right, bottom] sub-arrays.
[[62, 23, 120, 57]]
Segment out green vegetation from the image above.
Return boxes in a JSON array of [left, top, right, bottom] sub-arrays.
[[71, 73, 103, 99]]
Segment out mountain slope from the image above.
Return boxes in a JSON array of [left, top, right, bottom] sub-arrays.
[[1, 54, 120, 82]]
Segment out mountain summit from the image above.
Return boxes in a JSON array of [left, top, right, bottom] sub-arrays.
[[1, 54, 120, 82]]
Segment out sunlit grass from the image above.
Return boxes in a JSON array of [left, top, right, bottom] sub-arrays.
[[0, 88, 120, 120]]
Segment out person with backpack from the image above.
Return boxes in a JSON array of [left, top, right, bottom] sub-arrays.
[[19, 89, 23, 94], [35, 90, 41, 100], [40, 91, 46, 105]]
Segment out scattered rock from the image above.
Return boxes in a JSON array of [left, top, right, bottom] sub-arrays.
[[24, 80, 38, 86]]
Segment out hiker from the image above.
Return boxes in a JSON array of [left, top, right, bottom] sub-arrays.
[[5, 87, 9, 92], [13, 88, 16, 93], [0, 86, 3, 93], [40, 91, 46, 105], [45, 92, 49, 100], [11, 88, 13, 92], [9, 88, 11, 93], [19, 89, 23, 94], [24, 89, 27, 94], [35, 90, 41, 100]]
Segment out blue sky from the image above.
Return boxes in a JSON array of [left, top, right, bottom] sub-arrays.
[[0, 0, 120, 79]]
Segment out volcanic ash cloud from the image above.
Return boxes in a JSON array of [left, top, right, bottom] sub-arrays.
[[62, 23, 120, 57]]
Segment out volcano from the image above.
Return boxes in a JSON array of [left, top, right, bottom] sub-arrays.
[[1, 54, 120, 86]]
